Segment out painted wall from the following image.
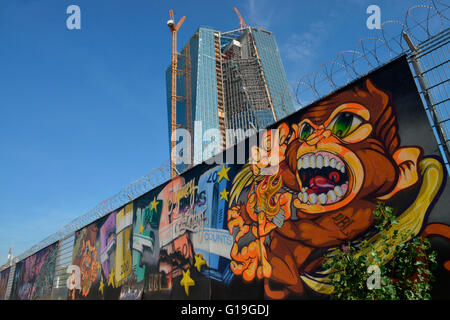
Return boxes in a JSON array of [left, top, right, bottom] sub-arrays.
[[9, 242, 58, 300], [64, 56, 450, 300], [0, 267, 10, 300], [69, 203, 134, 300], [7, 56, 450, 300]]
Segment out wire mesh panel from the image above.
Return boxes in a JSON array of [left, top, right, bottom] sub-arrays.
[[51, 234, 75, 300], [413, 28, 450, 171]]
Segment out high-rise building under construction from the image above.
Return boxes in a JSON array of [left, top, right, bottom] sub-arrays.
[[166, 26, 295, 174]]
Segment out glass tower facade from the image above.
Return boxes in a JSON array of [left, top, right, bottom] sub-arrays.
[[252, 29, 296, 120], [166, 26, 295, 174], [193, 28, 222, 165], [166, 27, 223, 174]]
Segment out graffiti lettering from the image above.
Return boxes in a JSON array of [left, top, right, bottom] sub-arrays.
[[207, 171, 218, 184], [168, 179, 197, 216], [203, 230, 233, 246], [332, 213, 355, 235], [173, 209, 207, 238], [148, 273, 171, 292]]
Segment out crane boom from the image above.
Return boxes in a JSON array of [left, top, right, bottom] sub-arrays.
[[233, 7, 247, 29], [167, 10, 185, 178]]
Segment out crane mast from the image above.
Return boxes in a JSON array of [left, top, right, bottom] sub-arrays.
[[167, 10, 185, 178]]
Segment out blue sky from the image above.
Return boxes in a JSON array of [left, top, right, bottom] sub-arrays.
[[0, 0, 430, 264]]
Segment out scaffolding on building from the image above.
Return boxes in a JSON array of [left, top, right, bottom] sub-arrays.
[[222, 27, 276, 147]]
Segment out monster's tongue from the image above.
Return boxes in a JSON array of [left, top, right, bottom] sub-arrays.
[[308, 176, 336, 194]]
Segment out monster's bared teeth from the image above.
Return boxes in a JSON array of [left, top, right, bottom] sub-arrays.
[[298, 153, 345, 172], [318, 193, 328, 205], [302, 192, 308, 202], [308, 193, 318, 204], [327, 190, 337, 203], [297, 155, 309, 169], [330, 158, 336, 168], [309, 155, 316, 169], [297, 183, 348, 205], [316, 155, 323, 169], [334, 185, 344, 197]]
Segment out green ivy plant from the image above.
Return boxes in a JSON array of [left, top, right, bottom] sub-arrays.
[[323, 202, 437, 300]]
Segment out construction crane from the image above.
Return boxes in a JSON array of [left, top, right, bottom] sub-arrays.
[[167, 9, 185, 178], [233, 7, 247, 29]]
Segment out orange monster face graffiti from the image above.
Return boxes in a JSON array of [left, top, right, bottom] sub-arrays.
[[293, 103, 371, 213], [226, 79, 443, 299], [284, 80, 422, 215]]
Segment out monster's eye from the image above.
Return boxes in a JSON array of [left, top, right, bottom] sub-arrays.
[[300, 122, 313, 141], [328, 112, 363, 138]]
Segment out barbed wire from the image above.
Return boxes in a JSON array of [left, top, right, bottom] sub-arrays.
[[293, 0, 449, 107]]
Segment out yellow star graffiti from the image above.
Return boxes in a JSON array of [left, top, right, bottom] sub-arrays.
[[194, 254, 207, 272], [150, 197, 159, 211], [180, 269, 195, 296], [219, 188, 229, 202], [217, 165, 230, 182], [139, 224, 144, 234], [108, 270, 115, 288], [99, 279, 104, 295]]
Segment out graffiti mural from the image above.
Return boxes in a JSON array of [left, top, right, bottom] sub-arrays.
[[115, 204, 133, 286], [0, 267, 10, 300], [126, 164, 237, 299], [9, 243, 58, 300], [61, 56, 449, 300], [70, 205, 134, 300], [72, 223, 100, 298], [226, 56, 450, 299], [192, 165, 234, 285]]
